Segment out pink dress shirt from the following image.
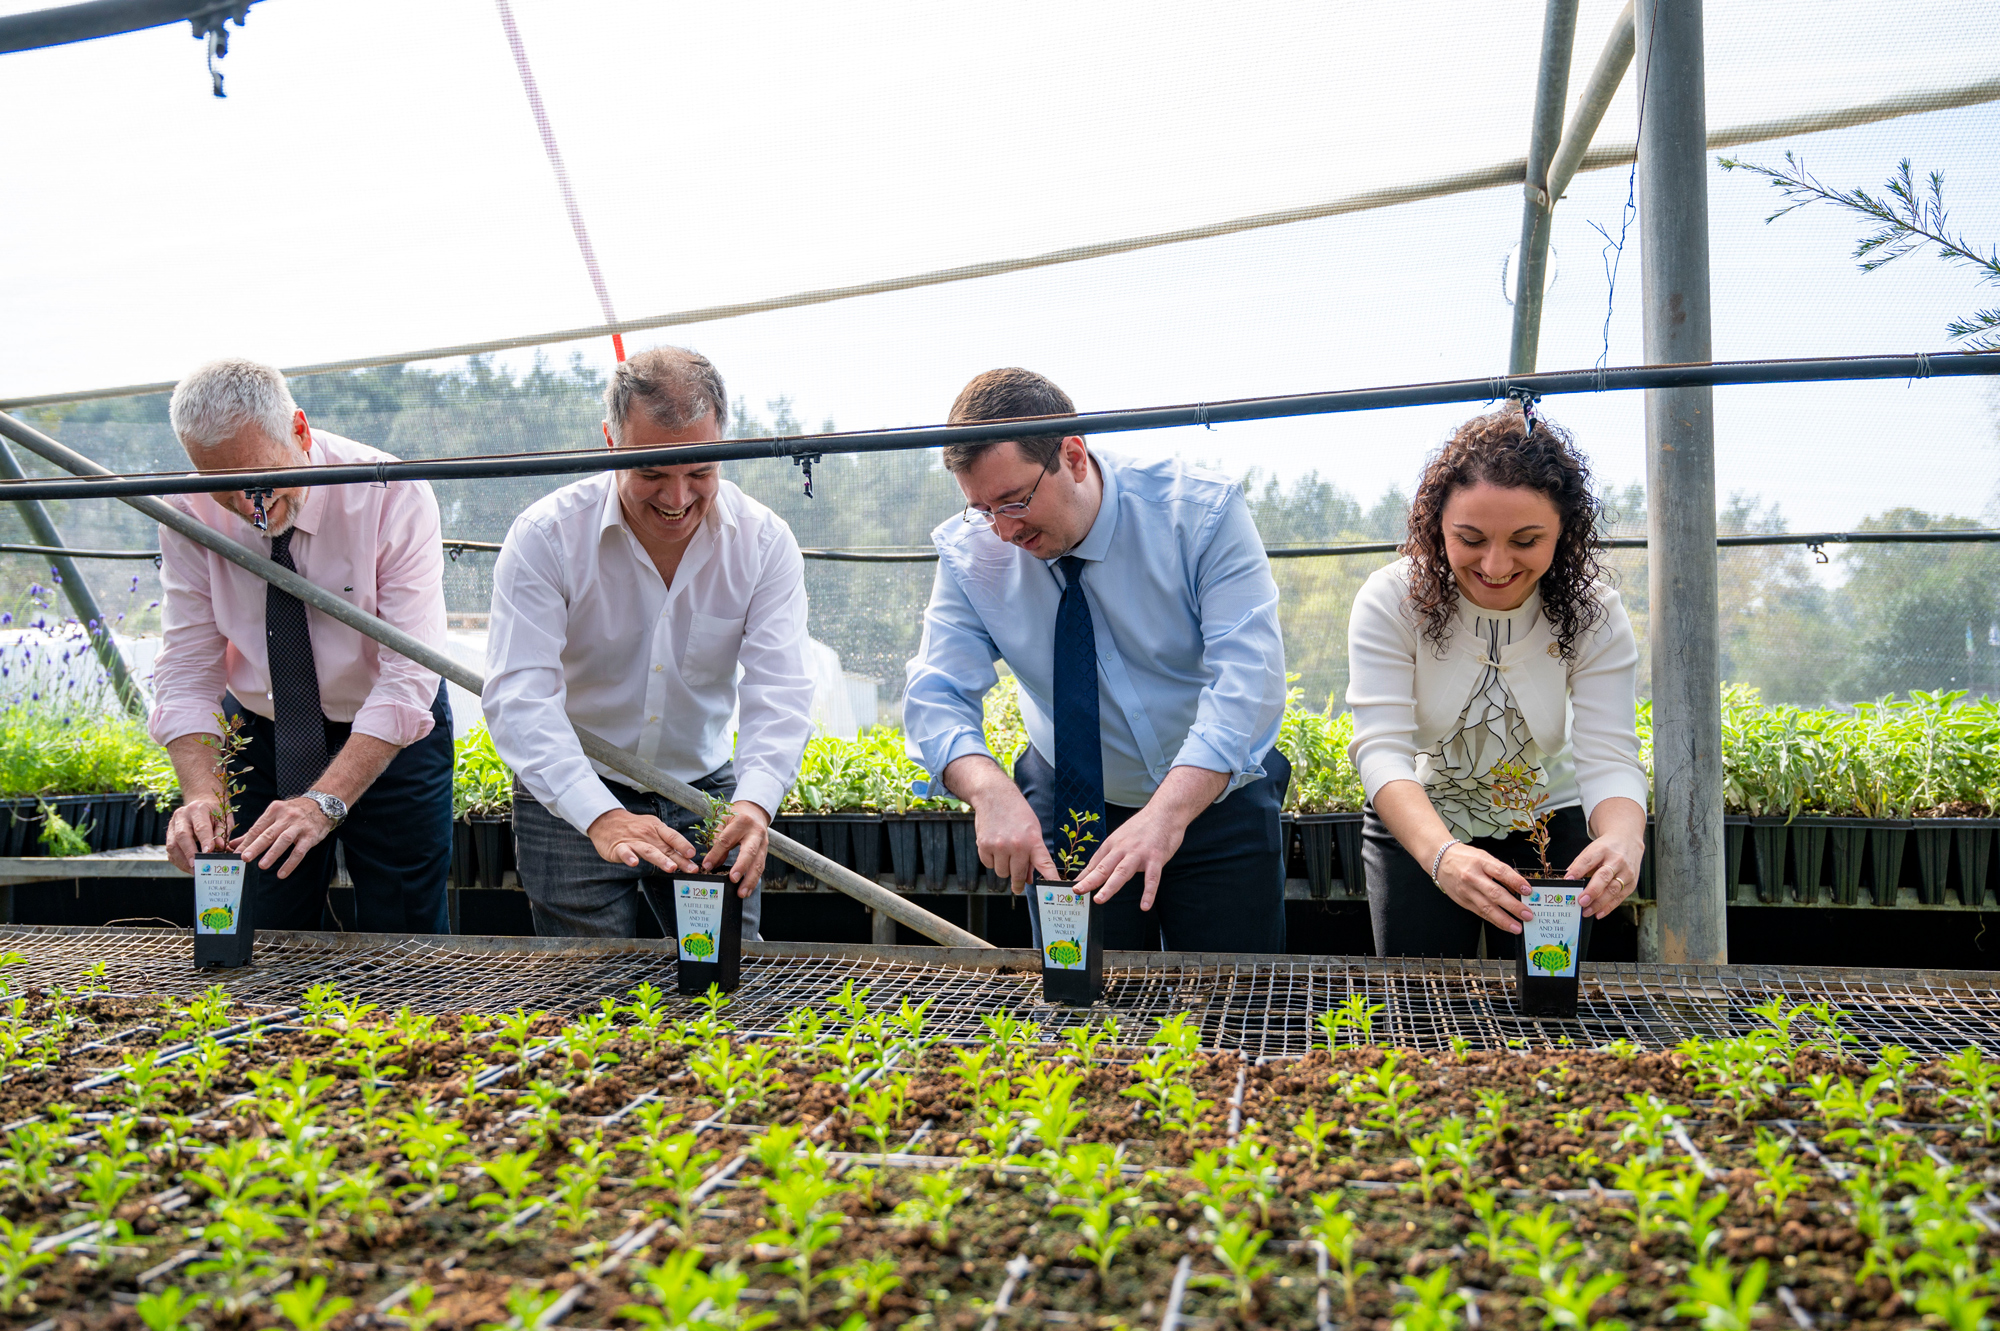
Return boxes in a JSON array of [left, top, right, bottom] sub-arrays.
[[148, 430, 448, 750]]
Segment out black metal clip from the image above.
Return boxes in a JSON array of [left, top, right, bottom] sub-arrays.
[[1807, 541, 1828, 565], [1507, 386, 1542, 435], [243, 486, 275, 532], [793, 453, 822, 499], [446, 544, 463, 564], [189, 3, 255, 98]]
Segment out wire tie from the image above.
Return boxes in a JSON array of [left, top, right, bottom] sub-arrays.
[[1194, 402, 1212, 430], [374, 462, 391, 487], [1913, 351, 1933, 380], [1591, 365, 1609, 393]]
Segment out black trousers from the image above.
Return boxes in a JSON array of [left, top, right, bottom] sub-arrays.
[[1015, 744, 1290, 954], [224, 685, 453, 934], [1363, 803, 1591, 958]]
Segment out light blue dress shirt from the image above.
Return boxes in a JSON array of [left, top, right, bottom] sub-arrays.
[[903, 449, 1286, 807]]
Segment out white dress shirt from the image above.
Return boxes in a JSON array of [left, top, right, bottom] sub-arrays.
[[483, 475, 814, 834], [149, 429, 446, 749], [1345, 558, 1648, 824]]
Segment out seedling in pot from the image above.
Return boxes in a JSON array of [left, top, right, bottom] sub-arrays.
[[1391, 1265, 1467, 1331], [1292, 1107, 1338, 1168], [1319, 994, 1386, 1050], [132, 1287, 207, 1331], [1039, 809, 1105, 1005], [193, 712, 256, 967], [1671, 1258, 1769, 1331]]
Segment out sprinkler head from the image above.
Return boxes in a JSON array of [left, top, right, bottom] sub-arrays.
[[243, 487, 275, 532]]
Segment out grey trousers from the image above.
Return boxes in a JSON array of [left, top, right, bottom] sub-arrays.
[[512, 765, 765, 940]]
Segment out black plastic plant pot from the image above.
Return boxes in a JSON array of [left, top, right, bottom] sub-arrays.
[[662, 872, 743, 995], [1514, 878, 1592, 1019], [1034, 879, 1103, 1007], [883, 818, 920, 887], [469, 817, 509, 890], [192, 853, 254, 969]]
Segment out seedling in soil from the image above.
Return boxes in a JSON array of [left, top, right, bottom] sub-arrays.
[[854, 1077, 911, 1165], [754, 1168, 849, 1314], [1917, 1279, 1995, 1331], [1605, 1092, 1685, 1163], [1054, 807, 1101, 879], [383, 1283, 441, 1331], [473, 1149, 544, 1236], [1306, 1200, 1375, 1316], [1462, 1188, 1511, 1265], [1509, 1206, 1583, 1287], [894, 1169, 969, 1249], [1531, 1265, 1624, 1331], [1292, 1107, 1338, 1168], [1407, 1118, 1470, 1203], [950, 1045, 997, 1100], [832, 1255, 903, 1315], [191, 1204, 286, 1316], [1473, 1088, 1515, 1148], [1054, 1186, 1137, 1279], [1318, 994, 1386, 1050], [273, 1276, 354, 1331], [0, 1217, 52, 1313], [1014, 1064, 1086, 1155], [1193, 1206, 1279, 1314], [2, 1121, 64, 1203], [73, 1150, 140, 1264], [1164, 1080, 1215, 1134], [1610, 1158, 1673, 1241], [621, 1251, 765, 1331], [1351, 1052, 1425, 1142], [334, 1163, 395, 1238], [1672, 1258, 1768, 1331], [1661, 1171, 1728, 1259], [1490, 759, 1557, 874], [628, 1128, 719, 1236], [1393, 1265, 1468, 1331], [552, 1140, 608, 1233], [1750, 1131, 1804, 1219], [134, 1286, 208, 1331], [273, 1143, 341, 1238], [1061, 1018, 1120, 1067]]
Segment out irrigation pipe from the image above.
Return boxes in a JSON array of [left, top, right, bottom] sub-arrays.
[[0, 415, 988, 951], [10, 70, 2000, 412], [1, 352, 1997, 503]]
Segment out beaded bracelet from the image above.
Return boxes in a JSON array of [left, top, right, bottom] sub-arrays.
[[1430, 838, 1461, 884]]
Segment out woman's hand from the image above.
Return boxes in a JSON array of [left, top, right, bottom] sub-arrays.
[[1434, 842, 1536, 934], [1565, 833, 1643, 918]]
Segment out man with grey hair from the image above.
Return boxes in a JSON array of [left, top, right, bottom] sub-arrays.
[[484, 346, 814, 938], [152, 357, 454, 934]]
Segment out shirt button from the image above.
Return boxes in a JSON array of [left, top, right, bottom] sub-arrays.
[[654, 665, 662, 672], [648, 715, 658, 722]]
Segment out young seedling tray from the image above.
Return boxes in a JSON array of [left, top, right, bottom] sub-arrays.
[[191, 852, 254, 968], [1515, 876, 1592, 1018], [658, 871, 743, 994], [1033, 878, 1103, 1006]]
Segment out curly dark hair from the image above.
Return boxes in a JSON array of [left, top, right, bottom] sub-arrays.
[[1402, 404, 1606, 660]]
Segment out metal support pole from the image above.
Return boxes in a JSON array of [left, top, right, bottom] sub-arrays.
[[1637, 0, 1726, 964], [0, 409, 990, 950], [1507, 0, 1580, 373], [1546, 1, 1637, 205], [0, 438, 145, 717]]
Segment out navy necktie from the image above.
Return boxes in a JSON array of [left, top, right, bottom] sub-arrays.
[[1051, 555, 1105, 864], [266, 529, 329, 799]]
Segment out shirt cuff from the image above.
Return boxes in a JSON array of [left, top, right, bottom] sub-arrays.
[[351, 698, 438, 749], [552, 772, 624, 838], [1172, 727, 1262, 796], [731, 770, 788, 822], [1356, 752, 1421, 805], [1580, 770, 1652, 820], [926, 728, 994, 788], [148, 707, 223, 748]]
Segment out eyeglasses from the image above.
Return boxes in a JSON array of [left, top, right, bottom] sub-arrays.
[[961, 469, 1047, 526]]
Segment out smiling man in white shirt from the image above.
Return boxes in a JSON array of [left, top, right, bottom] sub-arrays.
[[482, 346, 815, 938]]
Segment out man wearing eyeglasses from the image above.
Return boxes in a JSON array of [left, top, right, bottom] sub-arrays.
[[903, 367, 1291, 953], [153, 358, 454, 933]]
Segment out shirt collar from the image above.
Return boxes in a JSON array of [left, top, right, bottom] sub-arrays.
[[286, 430, 325, 537], [597, 471, 741, 540], [1049, 452, 1118, 566]]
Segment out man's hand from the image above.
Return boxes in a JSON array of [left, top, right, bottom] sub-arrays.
[[1071, 765, 1228, 908], [230, 797, 333, 880], [166, 797, 231, 874], [944, 754, 1056, 893], [701, 801, 770, 897], [587, 808, 698, 874]]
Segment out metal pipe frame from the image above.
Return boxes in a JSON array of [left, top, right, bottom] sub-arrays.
[[1547, 1, 1637, 204], [0, 413, 988, 950], [1638, 0, 1727, 966], [0, 0, 253, 55], [1507, 0, 1580, 373], [0, 439, 145, 716], [1, 351, 1996, 504]]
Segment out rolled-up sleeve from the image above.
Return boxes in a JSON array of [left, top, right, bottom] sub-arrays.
[[483, 518, 621, 836], [1568, 589, 1649, 817], [147, 515, 231, 747], [350, 480, 446, 747], [731, 526, 815, 819], [903, 557, 1002, 788], [1171, 491, 1285, 793], [1344, 570, 1423, 804]]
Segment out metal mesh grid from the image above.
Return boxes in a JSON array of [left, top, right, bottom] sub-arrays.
[[13, 925, 2000, 1057]]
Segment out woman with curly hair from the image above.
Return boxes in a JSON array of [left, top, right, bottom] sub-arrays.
[[1346, 404, 1647, 958]]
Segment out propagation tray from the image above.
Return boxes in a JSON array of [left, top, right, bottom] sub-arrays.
[[7, 923, 2000, 1059]]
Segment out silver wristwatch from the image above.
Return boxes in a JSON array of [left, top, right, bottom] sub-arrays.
[[302, 789, 348, 827]]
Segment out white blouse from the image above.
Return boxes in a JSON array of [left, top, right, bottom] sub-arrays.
[[1345, 558, 1647, 837]]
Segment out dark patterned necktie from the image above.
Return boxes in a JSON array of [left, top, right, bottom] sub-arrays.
[[1051, 555, 1105, 859], [266, 529, 329, 799]]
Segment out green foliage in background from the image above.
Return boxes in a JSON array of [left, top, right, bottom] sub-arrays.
[[0, 706, 176, 801], [1277, 683, 1366, 813], [452, 724, 514, 818]]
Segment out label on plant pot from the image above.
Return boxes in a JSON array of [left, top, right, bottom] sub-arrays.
[[674, 878, 725, 963], [193, 857, 245, 934], [1521, 884, 1583, 978], [1039, 885, 1091, 971]]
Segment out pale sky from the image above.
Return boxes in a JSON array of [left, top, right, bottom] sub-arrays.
[[3, 0, 1998, 539]]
